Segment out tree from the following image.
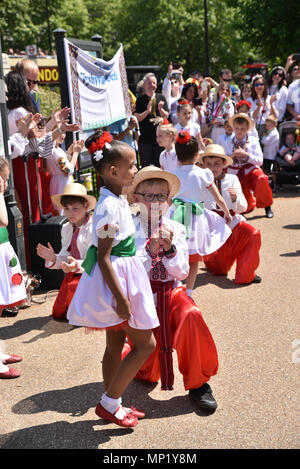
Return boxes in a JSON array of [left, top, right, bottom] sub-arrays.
[[227, 0, 300, 68]]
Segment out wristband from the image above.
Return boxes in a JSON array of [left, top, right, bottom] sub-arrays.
[[163, 244, 177, 258]]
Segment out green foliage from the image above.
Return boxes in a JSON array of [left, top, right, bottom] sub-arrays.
[[39, 85, 61, 118], [1, 0, 297, 78]]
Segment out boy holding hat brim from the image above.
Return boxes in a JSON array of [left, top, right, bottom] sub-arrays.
[[122, 166, 219, 411], [37, 183, 96, 320], [200, 145, 262, 284], [222, 113, 274, 218]]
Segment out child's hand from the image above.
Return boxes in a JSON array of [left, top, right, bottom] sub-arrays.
[[36, 242, 56, 263], [61, 256, 77, 273], [225, 212, 232, 224], [228, 187, 237, 202], [72, 139, 85, 153], [233, 147, 249, 162], [270, 95, 277, 104], [116, 296, 131, 321], [51, 107, 70, 125], [159, 225, 174, 252]]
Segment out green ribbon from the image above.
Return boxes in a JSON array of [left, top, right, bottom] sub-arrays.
[[82, 236, 136, 275], [172, 198, 204, 239], [0, 227, 9, 244]]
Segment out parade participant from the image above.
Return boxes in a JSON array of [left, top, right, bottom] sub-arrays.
[[0, 158, 27, 379], [37, 183, 96, 320], [175, 100, 205, 150], [67, 130, 159, 428], [168, 131, 232, 298], [156, 119, 179, 171], [261, 116, 280, 173], [200, 145, 262, 285], [224, 113, 274, 218], [123, 166, 219, 410]]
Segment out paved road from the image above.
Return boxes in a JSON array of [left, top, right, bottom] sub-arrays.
[[0, 186, 299, 450]]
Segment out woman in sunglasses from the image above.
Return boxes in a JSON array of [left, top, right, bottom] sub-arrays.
[[15, 58, 40, 113], [267, 66, 288, 123], [248, 75, 278, 140]]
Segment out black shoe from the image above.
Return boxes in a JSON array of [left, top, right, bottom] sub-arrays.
[[189, 383, 218, 411], [1, 307, 19, 317], [265, 206, 274, 218], [249, 275, 262, 284]]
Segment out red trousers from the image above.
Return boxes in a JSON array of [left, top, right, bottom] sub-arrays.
[[52, 272, 81, 320], [12, 157, 54, 268], [123, 286, 219, 390], [203, 221, 261, 284], [240, 167, 273, 213]]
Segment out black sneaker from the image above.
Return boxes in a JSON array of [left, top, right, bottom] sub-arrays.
[[265, 206, 274, 218], [1, 307, 19, 317], [189, 383, 218, 411], [250, 275, 262, 284]]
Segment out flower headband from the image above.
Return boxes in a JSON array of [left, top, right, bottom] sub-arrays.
[[178, 99, 190, 106], [176, 130, 191, 144], [86, 131, 113, 161], [236, 100, 251, 110]]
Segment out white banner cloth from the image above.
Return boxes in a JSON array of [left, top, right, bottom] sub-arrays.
[[64, 40, 131, 132]]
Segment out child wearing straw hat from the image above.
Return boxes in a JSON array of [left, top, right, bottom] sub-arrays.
[[37, 182, 96, 320], [200, 144, 262, 284], [223, 113, 274, 218], [123, 166, 219, 411]]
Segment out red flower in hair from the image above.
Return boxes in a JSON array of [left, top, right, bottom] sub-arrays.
[[87, 131, 113, 154], [176, 130, 191, 144], [236, 100, 251, 110], [178, 99, 190, 105], [161, 118, 170, 125]]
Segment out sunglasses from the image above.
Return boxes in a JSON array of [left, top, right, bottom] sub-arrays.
[[254, 82, 264, 87], [273, 71, 284, 77], [27, 79, 40, 86], [135, 192, 169, 202]]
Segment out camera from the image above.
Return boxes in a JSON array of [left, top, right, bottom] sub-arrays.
[[170, 72, 180, 80], [192, 97, 202, 106]]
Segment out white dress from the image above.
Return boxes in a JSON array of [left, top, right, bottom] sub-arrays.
[[0, 228, 27, 309], [175, 122, 200, 138], [167, 165, 232, 256], [159, 147, 179, 171], [67, 188, 159, 330]]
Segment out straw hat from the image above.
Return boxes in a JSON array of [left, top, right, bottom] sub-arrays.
[[124, 166, 181, 205], [197, 144, 233, 167], [229, 112, 254, 130], [51, 183, 97, 211]]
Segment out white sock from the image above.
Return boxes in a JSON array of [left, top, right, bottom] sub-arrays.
[[100, 393, 126, 419], [186, 288, 193, 298], [0, 353, 11, 362], [0, 362, 9, 373]]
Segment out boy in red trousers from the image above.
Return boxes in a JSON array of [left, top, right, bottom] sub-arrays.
[[221, 113, 274, 218], [123, 166, 219, 411]]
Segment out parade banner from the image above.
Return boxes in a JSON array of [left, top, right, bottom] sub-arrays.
[[64, 40, 131, 132]]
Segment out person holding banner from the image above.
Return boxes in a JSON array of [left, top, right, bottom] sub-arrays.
[[135, 73, 169, 168]]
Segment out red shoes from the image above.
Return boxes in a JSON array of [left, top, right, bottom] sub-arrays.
[[126, 406, 146, 419], [0, 367, 21, 379], [95, 403, 138, 428], [2, 354, 23, 364]]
